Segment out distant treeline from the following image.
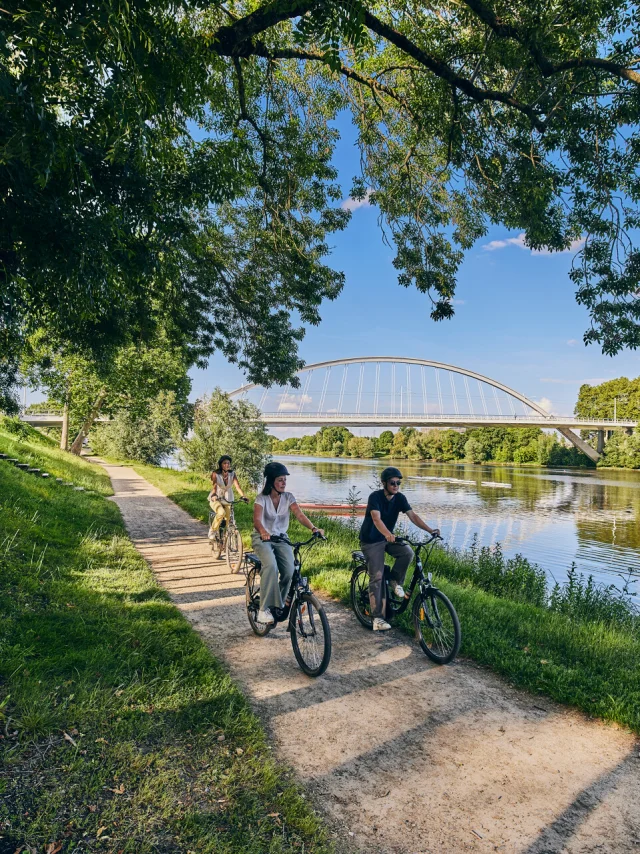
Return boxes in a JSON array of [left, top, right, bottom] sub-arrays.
[[269, 425, 592, 467]]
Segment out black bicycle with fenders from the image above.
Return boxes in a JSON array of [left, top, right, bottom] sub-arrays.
[[244, 532, 332, 677], [350, 534, 461, 664]]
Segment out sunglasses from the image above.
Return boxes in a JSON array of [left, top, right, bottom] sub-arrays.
[[388, 480, 402, 486]]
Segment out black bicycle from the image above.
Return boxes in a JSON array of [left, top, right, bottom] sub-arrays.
[[244, 532, 332, 677], [350, 535, 461, 664]]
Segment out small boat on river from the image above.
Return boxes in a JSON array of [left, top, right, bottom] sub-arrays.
[[298, 502, 367, 513]]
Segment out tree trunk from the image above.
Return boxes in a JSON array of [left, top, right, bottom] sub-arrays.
[[69, 388, 107, 455], [59, 396, 70, 451]]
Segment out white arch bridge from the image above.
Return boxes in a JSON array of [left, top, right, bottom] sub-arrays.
[[229, 357, 637, 463]]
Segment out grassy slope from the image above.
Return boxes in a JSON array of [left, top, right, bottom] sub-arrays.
[[0, 426, 113, 493], [0, 433, 331, 854], [134, 464, 640, 734]]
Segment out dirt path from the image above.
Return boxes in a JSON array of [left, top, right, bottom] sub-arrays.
[[100, 462, 640, 854]]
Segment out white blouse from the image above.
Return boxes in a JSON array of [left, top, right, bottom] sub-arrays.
[[254, 491, 296, 536]]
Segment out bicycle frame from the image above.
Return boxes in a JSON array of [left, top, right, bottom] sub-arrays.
[[259, 533, 324, 628], [209, 499, 244, 538], [356, 534, 442, 619]]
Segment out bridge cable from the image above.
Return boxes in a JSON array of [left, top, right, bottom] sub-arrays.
[[298, 370, 313, 415], [318, 367, 331, 414], [450, 371, 460, 415], [356, 363, 364, 415], [337, 365, 348, 415]]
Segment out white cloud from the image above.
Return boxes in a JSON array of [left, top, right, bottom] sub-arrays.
[[566, 339, 578, 346], [482, 232, 585, 255], [448, 298, 466, 305], [341, 188, 372, 211], [535, 397, 554, 414], [277, 393, 313, 412]]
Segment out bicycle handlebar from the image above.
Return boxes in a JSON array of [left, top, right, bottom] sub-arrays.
[[394, 533, 443, 548], [270, 531, 327, 547]]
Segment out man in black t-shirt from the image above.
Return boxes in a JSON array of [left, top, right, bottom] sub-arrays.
[[360, 466, 440, 631]]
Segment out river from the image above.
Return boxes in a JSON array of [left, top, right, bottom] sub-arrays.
[[281, 455, 640, 591]]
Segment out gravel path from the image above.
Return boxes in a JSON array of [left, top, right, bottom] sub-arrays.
[[100, 461, 640, 854]]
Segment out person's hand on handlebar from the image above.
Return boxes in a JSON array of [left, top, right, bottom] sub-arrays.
[[431, 528, 441, 538], [311, 526, 325, 539], [385, 532, 396, 543], [260, 530, 271, 541], [240, 496, 249, 503]]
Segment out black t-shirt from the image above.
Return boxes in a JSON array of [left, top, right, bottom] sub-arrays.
[[359, 489, 412, 544]]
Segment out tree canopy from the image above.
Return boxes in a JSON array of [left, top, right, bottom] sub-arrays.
[[3, 0, 640, 407], [575, 375, 640, 421]]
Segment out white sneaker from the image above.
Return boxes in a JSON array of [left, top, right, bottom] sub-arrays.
[[208, 531, 216, 540], [257, 608, 275, 625], [373, 617, 392, 631], [392, 583, 405, 598]]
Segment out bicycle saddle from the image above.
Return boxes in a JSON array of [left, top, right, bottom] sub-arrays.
[[352, 550, 366, 562], [245, 552, 262, 568]]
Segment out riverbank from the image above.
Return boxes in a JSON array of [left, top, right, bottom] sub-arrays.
[[133, 462, 640, 734], [0, 429, 332, 853]]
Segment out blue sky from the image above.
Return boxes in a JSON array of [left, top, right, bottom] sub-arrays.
[[192, 114, 639, 417]]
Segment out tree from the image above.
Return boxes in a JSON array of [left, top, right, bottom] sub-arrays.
[[376, 430, 395, 455], [180, 389, 269, 485], [464, 437, 487, 463], [91, 392, 184, 465], [348, 436, 375, 458], [21, 330, 191, 454], [5, 1, 640, 408], [316, 425, 353, 453], [575, 377, 640, 421]]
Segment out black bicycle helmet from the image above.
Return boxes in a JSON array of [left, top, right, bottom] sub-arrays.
[[217, 455, 232, 471], [380, 466, 403, 483], [263, 461, 290, 479]]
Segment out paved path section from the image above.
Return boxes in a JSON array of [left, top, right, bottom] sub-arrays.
[[101, 462, 640, 854]]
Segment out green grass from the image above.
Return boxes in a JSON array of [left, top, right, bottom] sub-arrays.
[[0, 437, 332, 854], [134, 463, 640, 734], [0, 421, 112, 494]]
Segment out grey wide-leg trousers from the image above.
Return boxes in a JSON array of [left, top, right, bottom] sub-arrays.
[[360, 539, 414, 619], [251, 534, 295, 610]]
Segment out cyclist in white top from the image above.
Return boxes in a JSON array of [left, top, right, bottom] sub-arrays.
[[252, 461, 324, 625], [208, 455, 247, 539]]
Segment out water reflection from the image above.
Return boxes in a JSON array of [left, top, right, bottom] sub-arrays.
[[283, 455, 640, 587]]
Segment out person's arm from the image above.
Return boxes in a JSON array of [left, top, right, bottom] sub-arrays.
[[253, 502, 271, 541], [371, 509, 395, 543], [291, 503, 324, 537], [406, 509, 439, 537], [232, 475, 246, 500]]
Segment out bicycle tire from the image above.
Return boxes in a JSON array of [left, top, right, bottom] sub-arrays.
[[290, 593, 331, 677], [226, 526, 244, 573], [413, 588, 461, 664], [246, 565, 272, 637], [350, 565, 373, 630], [211, 534, 223, 560]]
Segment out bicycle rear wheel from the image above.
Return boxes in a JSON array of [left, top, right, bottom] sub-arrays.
[[226, 525, 244, 573], [290, 593, 331, 676], [246, 564, 272, 637], [350, 565, 373, 630], [413, 588, 461, 664]]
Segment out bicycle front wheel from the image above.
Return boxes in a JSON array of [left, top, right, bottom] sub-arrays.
[[226, 526, 244, 573], [290, 593, 331, 677], [413, 588, 461, 664], [246, 565, 272, 637], [350, 565, 373, 630], [211, 533, 223, 560]]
